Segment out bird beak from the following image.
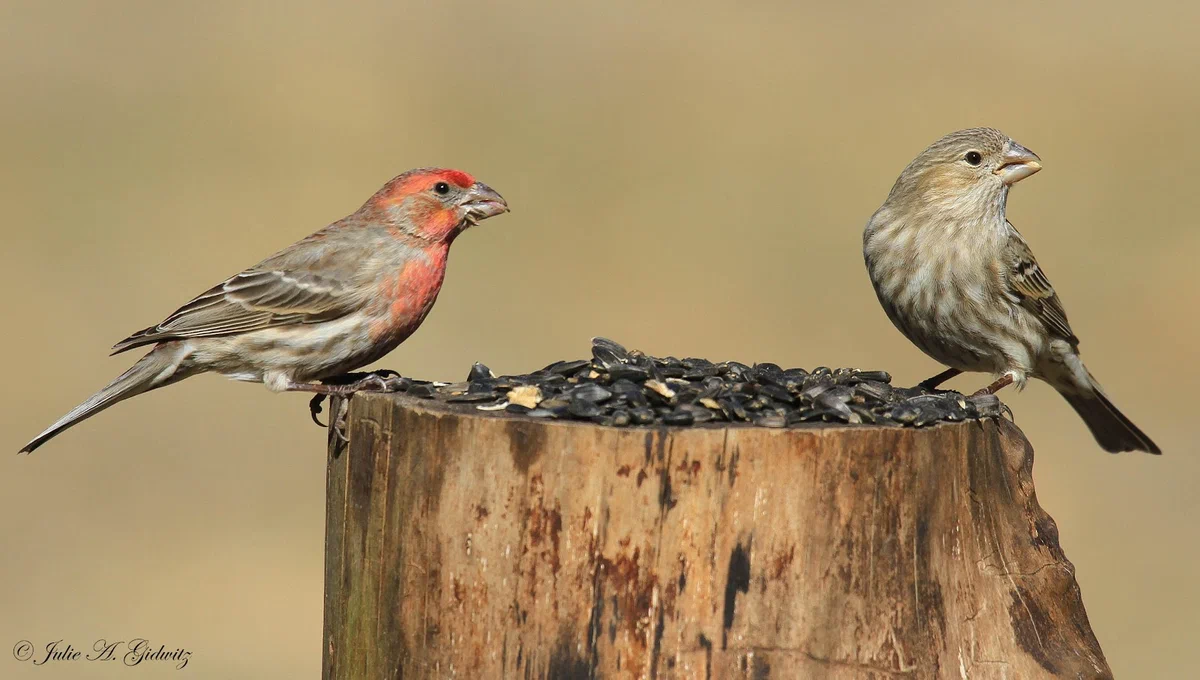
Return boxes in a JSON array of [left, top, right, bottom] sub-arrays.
[[994, 142, 1042, 186], [461, 182, 510, 223]]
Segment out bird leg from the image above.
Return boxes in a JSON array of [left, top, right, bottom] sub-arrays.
[[917, 367, 962, 391], [294, 370, 409, 428], [970, 373, 1015, 398], [287, 370, 408, 396]]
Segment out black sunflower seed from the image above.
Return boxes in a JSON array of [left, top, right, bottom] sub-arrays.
[[755, 414, 787, 428], [853, 370, 892, 384], [759, 383, 796, 404], [890, 404, 921, 424], [832, 368, 857, 384], [467, 362, 494, 382], [592, 337, 629, 370], [663, 409, 695, 426], [570, 383, 613, 403], [721, 362, 752, 380], [568, 399, 605, 418], [544, 359, 591, 376], [854, 380, 892, 402], [849, 404, 878, 423], [608, 364, 651, 382], [538, 398, 571, 416], [408, 384, 435, 399], [630, 407, 656, 425], [446, 391, 500, 403]]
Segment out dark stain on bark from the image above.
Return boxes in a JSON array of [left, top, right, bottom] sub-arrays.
[[769, 545, 795, 580], [751, 654, 771, 680], [658, 465, 676, 514], [585, 537, 606, 672], [650, 601, 665, 679], [722, 541, 752, 650], [1009, 586, 1059, 674], [547, 629, 594, 680], [1031, 511, 1063, 553], [698, 634, 713, 680], [913, 513, 947, 637], [506, 420, 546, 473], [608, 595, 618, 644], [590, 543, 659, 674], [657, 435, 677, 514]]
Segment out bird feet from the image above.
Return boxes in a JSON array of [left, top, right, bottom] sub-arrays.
[[347, 370, 408, 393], [969, 372, 1015, 398], [310, 396, 352, 443], [301, 369, 408, 396], [301, 370, 410, 436]]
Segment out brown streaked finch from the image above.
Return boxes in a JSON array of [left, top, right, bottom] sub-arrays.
[[863, 128, 1159, 454], [20, 168, 509, 453]]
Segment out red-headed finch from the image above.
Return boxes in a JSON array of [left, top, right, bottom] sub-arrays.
[[863, 128, 1159, 454], [20, 168, 508, 453]]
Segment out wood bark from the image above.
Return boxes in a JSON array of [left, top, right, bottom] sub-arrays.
[[322, 393, 1111, 680]]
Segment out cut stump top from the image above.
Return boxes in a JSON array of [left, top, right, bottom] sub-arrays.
[[336, 336, 1009, 432]]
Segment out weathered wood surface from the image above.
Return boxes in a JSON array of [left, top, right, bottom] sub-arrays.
[[322, 393, 1111, 680]]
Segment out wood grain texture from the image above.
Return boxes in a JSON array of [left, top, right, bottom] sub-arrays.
[[322, 393, 1111, 680]]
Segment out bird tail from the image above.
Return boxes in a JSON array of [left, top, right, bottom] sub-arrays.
[[19, 343, 193, 453], [1059, 372, 1160, 455]]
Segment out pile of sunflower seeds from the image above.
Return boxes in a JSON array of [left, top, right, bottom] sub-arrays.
[[389, 337, 1006, 428]]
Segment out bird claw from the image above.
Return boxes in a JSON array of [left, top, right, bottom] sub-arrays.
[[329, 369, 408, 393], [309, 394, 328, 427], [917, 367, 962, 392], [331, 398, 350, 443], [307, 370, 407, 433], [348, 372, 408, 393]]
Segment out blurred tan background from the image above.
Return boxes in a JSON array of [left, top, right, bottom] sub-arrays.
[[2, 1, 1197, 677]]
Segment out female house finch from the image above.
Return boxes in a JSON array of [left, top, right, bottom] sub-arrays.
[[20, 168, 508, 453], [863, 128, 1159, 454]]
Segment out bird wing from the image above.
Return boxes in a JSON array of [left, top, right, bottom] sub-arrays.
[[1003, 221, 1079, 346], [111, 267, 360, 354]]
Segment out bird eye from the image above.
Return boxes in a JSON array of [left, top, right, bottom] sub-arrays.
[[964, 151, 983, 166], [433, 182, 451, 195]]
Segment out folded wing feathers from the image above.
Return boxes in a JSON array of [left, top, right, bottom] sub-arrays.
[[111, 269, 354, 354], [1004, 230, 1080, 346]]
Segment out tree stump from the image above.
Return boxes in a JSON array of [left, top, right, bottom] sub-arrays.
[[321, 393, 1111, 680]]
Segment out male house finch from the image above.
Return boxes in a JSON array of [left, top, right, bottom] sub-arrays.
[[863, 128, 1159, 454], [20, 168, 508, 453]]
